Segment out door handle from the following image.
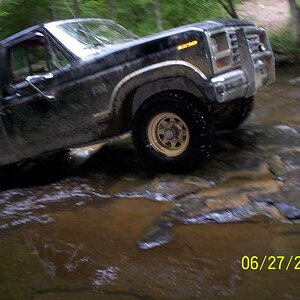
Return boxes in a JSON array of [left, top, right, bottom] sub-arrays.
[[4, 93, 20, 102], [26, 74, 56, 102]]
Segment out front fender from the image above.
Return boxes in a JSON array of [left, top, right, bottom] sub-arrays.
[[110, 60, 215, 115]]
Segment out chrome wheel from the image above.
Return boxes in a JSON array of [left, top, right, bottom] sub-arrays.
[[147, 112, 190, 157]]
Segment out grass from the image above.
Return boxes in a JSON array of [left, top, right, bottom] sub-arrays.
[[269, 27, 300, 64]]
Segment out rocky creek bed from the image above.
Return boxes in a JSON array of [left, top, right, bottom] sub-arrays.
[[0, 66, 300, 299]]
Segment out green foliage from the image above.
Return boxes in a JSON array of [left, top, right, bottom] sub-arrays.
[[269, 29, 300, 64], [0, 0, 294, 65], [80, 0, 107, 18], [161, 0, 226, 30], [0, 0, 72, 39], [115, 0, 155, 36], [0, 0, 230, 39], [114, 0, 228, 36]]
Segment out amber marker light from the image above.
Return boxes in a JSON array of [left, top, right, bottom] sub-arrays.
[[177, 40, 198, 50]]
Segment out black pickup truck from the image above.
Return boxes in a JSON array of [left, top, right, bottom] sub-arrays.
[[0, 18, 275, 171]]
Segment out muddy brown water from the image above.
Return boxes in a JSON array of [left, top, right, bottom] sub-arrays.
[[0, 67, 300, 299]]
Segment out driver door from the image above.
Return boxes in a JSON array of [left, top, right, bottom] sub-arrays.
[[2, 32, 98, 161]]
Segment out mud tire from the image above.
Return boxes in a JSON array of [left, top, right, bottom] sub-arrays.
[[132, 91, 214, 172], [214, 96, 254, 130]]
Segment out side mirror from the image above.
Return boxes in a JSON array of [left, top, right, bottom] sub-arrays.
[[26, 73, 56, 101], [34, 32, 46, 42]]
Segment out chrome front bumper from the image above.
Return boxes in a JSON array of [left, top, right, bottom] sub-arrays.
[[211, 54, 274, 103], [211, 69, 249, 103], [210, 26, 275, 104]]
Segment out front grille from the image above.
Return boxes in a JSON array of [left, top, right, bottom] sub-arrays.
[[246, 33, 260, 54], [228, 31, 240, 65]]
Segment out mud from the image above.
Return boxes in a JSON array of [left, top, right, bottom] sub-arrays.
[[0, 66, 300, 299]]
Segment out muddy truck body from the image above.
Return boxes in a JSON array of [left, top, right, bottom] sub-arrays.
[[0, 18, 275, 171]]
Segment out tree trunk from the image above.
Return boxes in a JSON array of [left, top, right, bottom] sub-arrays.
[[72, 0, 81, 17], [49, 0, 58, 20], [106, 0, 116, 20], [153, 0, 163, 31], [289, 0, 300, 42], [218, 0, 239, 19]]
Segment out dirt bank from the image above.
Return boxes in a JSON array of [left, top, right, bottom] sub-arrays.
[[237, 0, 289, 31]]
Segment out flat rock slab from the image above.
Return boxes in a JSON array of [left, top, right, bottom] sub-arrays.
[[250, 182, 300, 220], [138, 193, 289, 250], [115, 178, 201, 202], [218, 126, 300, 154]]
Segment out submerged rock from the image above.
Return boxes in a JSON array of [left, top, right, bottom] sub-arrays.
[[138, 218, 174, 249]]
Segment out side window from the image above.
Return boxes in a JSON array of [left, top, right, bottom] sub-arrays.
[[9, 36, 69, 85], [48, 43, 69, 70], [0, 76, 2, 100], [10, 41, 49, 84]]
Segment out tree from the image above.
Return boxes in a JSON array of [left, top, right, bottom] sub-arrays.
[[289, 0, 300, 42], [217, 0, 239, 19], [72, 0, 81, 17], [106, 0, 116, 20], [153, 0, 163, 31]]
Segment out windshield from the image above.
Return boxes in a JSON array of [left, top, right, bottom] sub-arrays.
[[45, 19, 136, 58]]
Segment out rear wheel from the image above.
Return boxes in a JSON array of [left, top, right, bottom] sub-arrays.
[[132, 92, 214, 172], [213, 96, 254, 130]]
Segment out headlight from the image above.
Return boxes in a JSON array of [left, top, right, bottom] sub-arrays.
[[209, 31, 232, 72]]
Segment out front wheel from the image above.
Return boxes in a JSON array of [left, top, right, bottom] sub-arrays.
[[213, 96, 254, 131], [132, 92, 214, 172]]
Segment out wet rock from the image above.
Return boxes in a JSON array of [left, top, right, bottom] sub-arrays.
[[191, 177, 281, 202], [26, 235, 94, 279], [223, 159, 270, 181], [67, 143, 104, 167], [280, 150, 300, 171], [115, 178, 200, 202], [282, 169, 300, 189], [164, 197, 209, 220], [214, 150, 270, 180], [273, 125, 300, 137], [175, 175, 216, 189], [178, 205, 252, 224], [192, 151, 272, 186], [268, 151, 300, 182], [0, 213, 54, 230], [91, 266, 120, 287], [289, 77, 300, 85], [138, 219, 174, 250], [165, 195, 286, 225], [250, 183, 300, 219], [0, 177, 111, 230], [172, 203, 283, 224], [205, 196, 249, 210], [217, 128, 259, 150], [267, 155, 289, 180], [273, 202, 300, 220], [214, 138, 239, 152], [237, 125, 300, 155]]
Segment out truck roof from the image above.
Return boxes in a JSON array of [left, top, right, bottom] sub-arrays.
[[0, 18, 254, 46]]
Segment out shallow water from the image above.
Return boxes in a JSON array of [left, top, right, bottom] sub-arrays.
[[0, 66, 300, 299]]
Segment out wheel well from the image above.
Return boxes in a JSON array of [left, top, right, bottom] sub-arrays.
[[121, 78, 209, 129]]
